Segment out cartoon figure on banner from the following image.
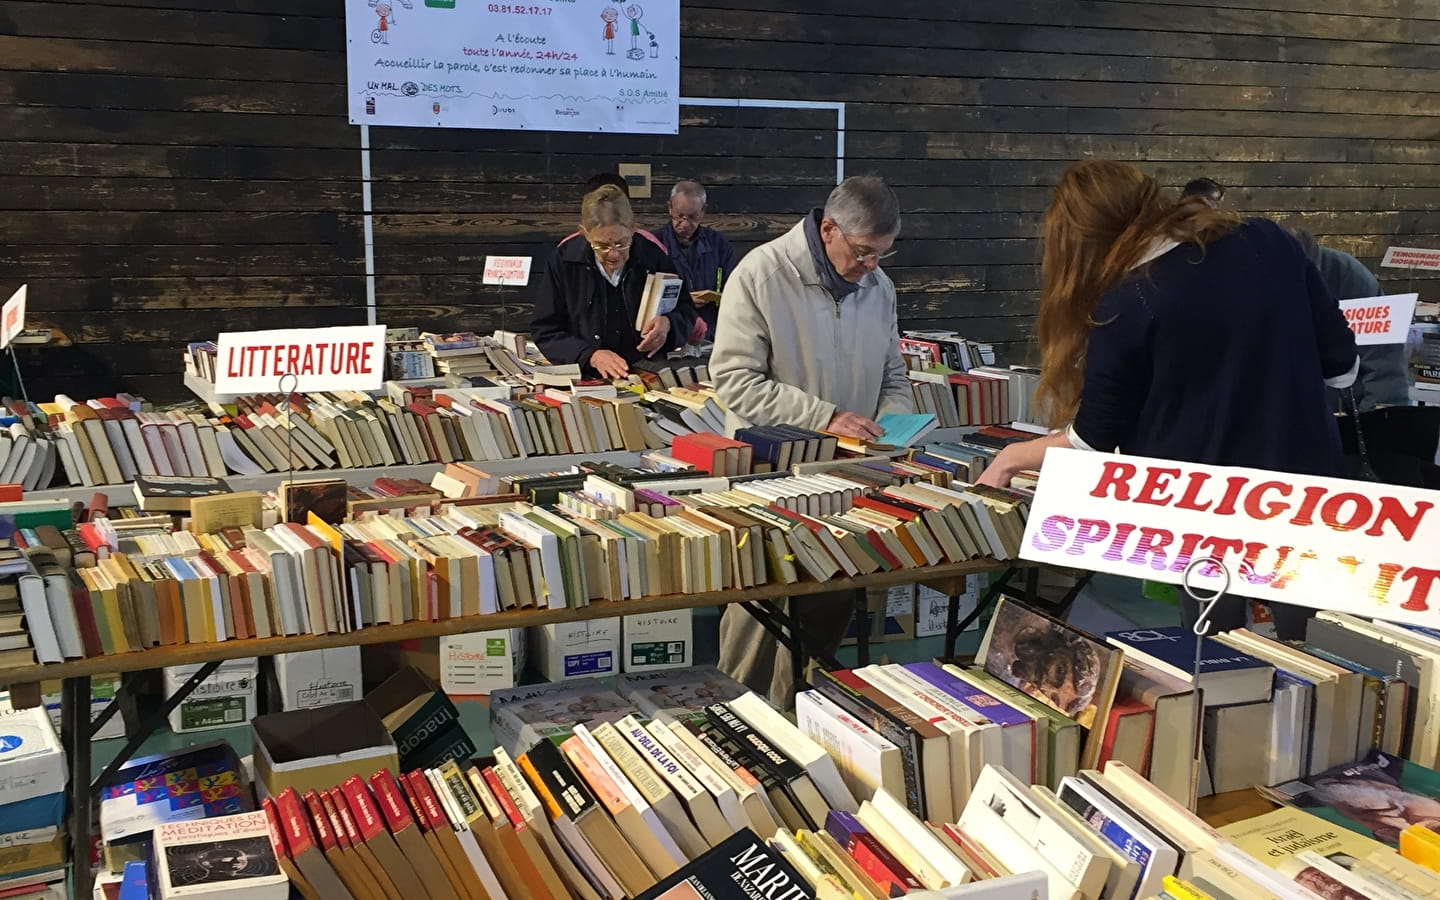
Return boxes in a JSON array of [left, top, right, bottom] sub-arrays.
[[371, 1, 395, 43], [601, 7, 619, 54], [625, 4, 646, 59]]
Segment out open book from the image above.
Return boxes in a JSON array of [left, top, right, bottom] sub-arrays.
[[635, 273, 684, 330]]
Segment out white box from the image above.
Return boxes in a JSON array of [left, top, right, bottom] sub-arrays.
[[621, 609, 693, 672], [1, 675, 124, 741], [441, 628, 526, 695], [0, 705, 65, 805], [915, 580, 981, 638], [164, 658, 258, 733], [528, 618, 619, 682], [275, 647, 362, 711]]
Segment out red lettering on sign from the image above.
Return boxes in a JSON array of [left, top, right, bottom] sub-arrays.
[[1089, 461, 1137, 500]]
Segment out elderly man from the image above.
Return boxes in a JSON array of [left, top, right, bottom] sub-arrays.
[[708, 175, 912, 705], [654, 180, 739, 342]]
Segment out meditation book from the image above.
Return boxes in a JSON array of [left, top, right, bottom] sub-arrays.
[[152, 811, 287, 900]]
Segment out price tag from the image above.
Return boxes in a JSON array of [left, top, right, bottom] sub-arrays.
[[483, 256, 532, 286], [1, 285, 27, 350]]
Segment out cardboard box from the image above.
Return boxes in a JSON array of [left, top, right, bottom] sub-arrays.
[[489, 677, 634, 757], [529, 618, 619, 681], [2, 675, 123, 741], [0, 828, 65, 878], [364, 667, 475, 771], [251, 701, 398, 800], [441, 628, 525, 695], [621, 609, 692, 672], [841, 586, 914, 645], [0, 705, 65, 806], [163, 658, 258, 734], [362, 637, 441, 685], [275, 647, 363, 710], [915, 578, 982, 638]]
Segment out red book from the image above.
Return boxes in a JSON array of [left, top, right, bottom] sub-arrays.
[[849, 831, 924, 894], [340, 777, 424, 896], [1097, 696, 1156, 773], [0, 484, 22, 503], [670, 432, 727, 474], [67, 571, 105, 657], [273, 789, 354, 900]]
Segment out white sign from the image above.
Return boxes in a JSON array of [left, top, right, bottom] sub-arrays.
[[483, 255, 533, 285], [1, 285, 27, 350], [215, 325, 386, 395], [1338, 293, 1418, 345], [1021, 448, 1440, 627], [1381, 246, 1440, 270], [345, 0, 679, 134]]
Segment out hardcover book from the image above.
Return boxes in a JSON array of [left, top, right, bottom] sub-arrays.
[[132, 474, 233, 512], [153, 811, 287, 900], [635, 828, 816, 900], [1105, 626, 1275, 708]]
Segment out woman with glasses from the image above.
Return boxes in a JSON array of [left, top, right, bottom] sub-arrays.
[[532, 184, 697, 379]]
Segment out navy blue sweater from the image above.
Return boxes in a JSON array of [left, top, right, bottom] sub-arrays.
[[1072, 219, 1357, 477]]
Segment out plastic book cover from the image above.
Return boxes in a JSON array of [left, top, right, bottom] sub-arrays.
[[616, 665, 747, 720], [1261, 749, 1440, 846]]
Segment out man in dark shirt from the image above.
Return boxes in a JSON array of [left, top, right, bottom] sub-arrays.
[[653, 180, 739, 342]]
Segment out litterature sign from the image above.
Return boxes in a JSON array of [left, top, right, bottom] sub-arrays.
[[1338, 293, 1417, 345], [215, 325, 386, 394], [1022, 449, 1440, 625]]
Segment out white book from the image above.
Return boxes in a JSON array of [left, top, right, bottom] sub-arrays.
[[1055, 776, 1176, 899], [499, 511, 566, 610], [616, 715, 731, 848], [861, 790, 972, 888], [728, 692, 858, 814], [645, 715, 746, 834], [423, 769, 510, 900], [661, 717, 781, 840], [242, 528, 306, 635], [963, 765, 1109, 899], [590, 721, 709, 861], [570, 725, 684, 877], [855, 665, 968, 817], [958, 797, 1080, 900], [15, 567, 60, 664], [1093, 762, 1223, 854], [794, 689, 905, 803], [931, 872, 1049, 898], [1029, 785, 1143, 900]]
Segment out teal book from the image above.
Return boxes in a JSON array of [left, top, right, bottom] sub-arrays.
[[874, 412, 937, 448], [1260, 749, 1440, 846]]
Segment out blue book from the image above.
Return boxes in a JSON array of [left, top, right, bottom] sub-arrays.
[[119, 860, 148, 900], [1104, 627, 1274, 707], [875, 412, 937, 448], [1057, 776, 1173, 899]]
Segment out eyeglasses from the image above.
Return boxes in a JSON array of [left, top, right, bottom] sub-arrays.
[[840, 230, 897, 263], [584, 231, 633, 254], [668, 211, 702, 224]]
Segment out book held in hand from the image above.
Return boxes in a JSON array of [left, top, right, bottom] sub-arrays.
[[636, 273, 685, 331]]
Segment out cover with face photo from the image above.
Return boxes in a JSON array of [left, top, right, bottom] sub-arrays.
[[1261, 749, 1440, 847]]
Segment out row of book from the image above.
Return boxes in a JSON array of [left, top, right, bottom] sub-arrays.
[[4, 458, 1033, 664]]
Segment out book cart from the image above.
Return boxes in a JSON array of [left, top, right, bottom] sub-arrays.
[[0, 555, 1035, 897]]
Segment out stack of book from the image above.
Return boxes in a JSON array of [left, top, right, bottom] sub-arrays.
[[423, 332, 503, 380], [0, 704, 66, 900]]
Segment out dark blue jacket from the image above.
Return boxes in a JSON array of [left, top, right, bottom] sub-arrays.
[[1073, 218, 1357, 477], [654, 223, 739, 338]]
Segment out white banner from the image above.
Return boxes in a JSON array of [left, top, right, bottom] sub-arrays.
[[1338, 293, 1417, 346], [1, 285, 27, 350], [1021, 449, 1440, 626], [215, 325, 386, 395], [345, 0, 679, 134], [1381, 246, 1440, 270]]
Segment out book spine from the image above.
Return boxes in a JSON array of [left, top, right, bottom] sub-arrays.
[[809, 671, 924, 818]]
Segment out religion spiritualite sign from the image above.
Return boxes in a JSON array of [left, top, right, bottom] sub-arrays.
[[345, 0, 680, 134], [1337, 293, 1417, 346], [215, 325, 386, 395], [1021, 449, 1440, 626]]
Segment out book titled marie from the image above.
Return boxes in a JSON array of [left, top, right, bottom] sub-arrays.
[[636, 828, 815, 900], [152, 810, 287, 900]]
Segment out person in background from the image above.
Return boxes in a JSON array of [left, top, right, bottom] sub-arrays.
[[1290, 227, 1409, 412], [1182, 176, 1225, 208], [654, 180, 739, 342], [709, 175, 912, 706], [977, 160, 1357, 641], [532, 184, 697, 379]]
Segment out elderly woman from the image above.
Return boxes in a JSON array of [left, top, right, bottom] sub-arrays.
[[531, 184, 697, 380]]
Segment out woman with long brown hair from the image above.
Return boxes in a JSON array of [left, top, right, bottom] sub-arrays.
[[979, 160, 1358, 638]]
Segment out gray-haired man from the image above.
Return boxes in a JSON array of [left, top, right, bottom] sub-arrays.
[[654, 180, 739, 342], [709, 175, 913, 706]]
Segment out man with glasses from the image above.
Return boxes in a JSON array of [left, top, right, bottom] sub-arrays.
[[654, 181, 739, 342], [709, 175, 913, 706]]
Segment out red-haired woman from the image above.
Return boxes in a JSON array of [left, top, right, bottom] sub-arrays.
[[979, 160, 1358, 638]]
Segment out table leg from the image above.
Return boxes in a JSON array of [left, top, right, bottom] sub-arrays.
[[63, 676, 93, 900], [943, 576, 966, 660], [854, 588, 871, 668]]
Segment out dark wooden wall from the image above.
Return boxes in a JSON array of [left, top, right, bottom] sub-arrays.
[[2, 0, 1438, 401]]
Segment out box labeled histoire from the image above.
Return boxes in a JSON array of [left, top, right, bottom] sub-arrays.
[[275, 647, 362, 711], [441, 628, 525, 695], [163, 658, 258, 734], [915, 578, 982, 638], [529, 618, 619, 681], [622, 609, 692, 672]]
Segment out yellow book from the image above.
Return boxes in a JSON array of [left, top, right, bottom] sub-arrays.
[[1400, 824, 1440, 872], [1161, 875, 1215, 900], [1218, 806, 1390, 868]]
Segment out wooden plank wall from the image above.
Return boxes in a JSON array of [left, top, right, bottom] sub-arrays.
[[1, 0, 1437, 401]]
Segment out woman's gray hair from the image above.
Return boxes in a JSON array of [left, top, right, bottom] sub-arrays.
[[823, 175, 901, 237]]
